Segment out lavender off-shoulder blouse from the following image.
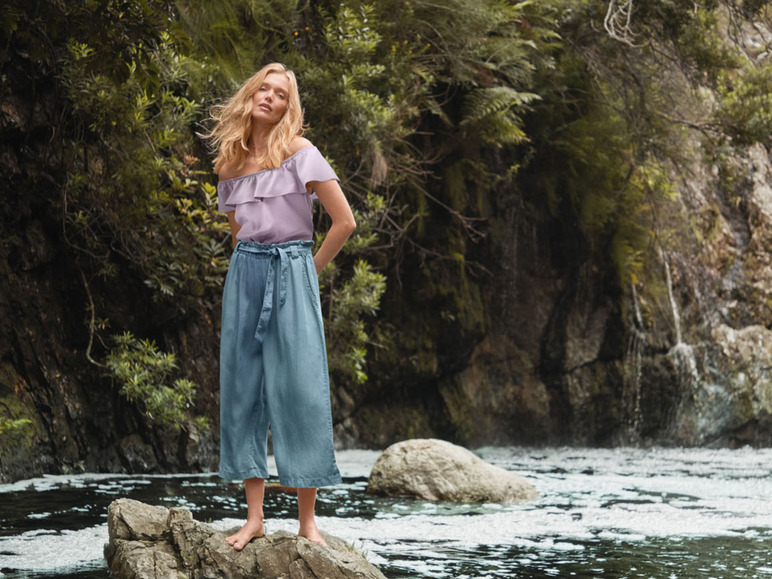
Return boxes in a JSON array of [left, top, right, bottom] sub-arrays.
[[217, 146, 339, 244]]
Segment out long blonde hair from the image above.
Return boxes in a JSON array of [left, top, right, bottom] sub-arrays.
[[204, 63, 304, 173]]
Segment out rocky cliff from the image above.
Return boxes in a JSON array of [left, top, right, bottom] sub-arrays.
[[330, 7, 772, 451], [339, 137, 772, 449]]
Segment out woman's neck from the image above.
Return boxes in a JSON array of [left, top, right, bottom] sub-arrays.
[[249, 123, 272, 157]]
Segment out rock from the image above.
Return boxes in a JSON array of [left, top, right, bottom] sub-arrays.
[[748, 143, 772, 225], [713, 324, 772, 417], [367, 439, 538, 503], [118, 434, 160, 473], [104, 498, 386, 579]]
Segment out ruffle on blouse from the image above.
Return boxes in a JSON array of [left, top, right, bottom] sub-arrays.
[[217, 146, 339, 213]]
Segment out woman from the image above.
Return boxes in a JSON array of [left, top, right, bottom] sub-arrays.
[[205, 63, 356, 550]]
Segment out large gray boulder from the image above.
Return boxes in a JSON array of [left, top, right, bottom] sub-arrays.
[[367, 439, 537, 503], [104, 498, 386, 579]]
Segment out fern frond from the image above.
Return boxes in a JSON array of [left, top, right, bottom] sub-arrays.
[[461, 86, 540, 122]]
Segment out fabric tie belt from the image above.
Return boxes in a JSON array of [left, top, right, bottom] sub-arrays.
[[234, 240, 312, 343]]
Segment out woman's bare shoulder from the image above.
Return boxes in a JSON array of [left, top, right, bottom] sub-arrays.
[[217, 160, 241, 181], [288, 136, 313, 155]]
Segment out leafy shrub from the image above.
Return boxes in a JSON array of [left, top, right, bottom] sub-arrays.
[[104, 332, 206, 431]]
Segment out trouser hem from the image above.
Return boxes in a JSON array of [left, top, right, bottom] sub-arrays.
[[218, 468, 270, 480], [280, 473, 342, 488], [217, 470, 341, 488]]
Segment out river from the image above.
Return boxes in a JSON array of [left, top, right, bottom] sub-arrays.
[[1, 446, 771, 578]]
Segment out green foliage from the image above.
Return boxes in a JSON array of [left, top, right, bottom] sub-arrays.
[[298, 2, 417, 187], [173, 0, 300, 88], [394, 0, 558, 152], [60, 31, 230, 308], [611, 162, 678, 286], [460, 87, 541, 146], [740, 0, 769, 16], [343, 193, 388, 255], [717, 62, 772, 146], [326, 261, 387, 384], [0, 417, 32, 437], [0, 367, 38, 457], [0, 413, 35, 459], [104, 332, 205, 431], [318, 191, 388, 384], [676, 8, 740, 78], [382, 0, 559, 86], [520, 0, 766, 299]]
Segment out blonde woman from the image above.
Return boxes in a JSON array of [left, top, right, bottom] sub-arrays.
[[206, 63, 356, 550]]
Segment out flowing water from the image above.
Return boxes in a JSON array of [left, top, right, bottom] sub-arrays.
[[1, 447, 771, 578]]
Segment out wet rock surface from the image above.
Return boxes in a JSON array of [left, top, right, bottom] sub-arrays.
[[367, 438, 538, 503], [104, 498, 386, 579]]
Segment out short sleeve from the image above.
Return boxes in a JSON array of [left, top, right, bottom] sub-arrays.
[[293, 146, 339, 195]]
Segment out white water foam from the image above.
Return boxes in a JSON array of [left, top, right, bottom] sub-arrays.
[[0, 525, 108, 572], [0, 473, 122, 495]]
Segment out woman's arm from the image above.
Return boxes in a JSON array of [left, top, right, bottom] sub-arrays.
[[227, 211, 241, 249], [309, 179, 356, 273]]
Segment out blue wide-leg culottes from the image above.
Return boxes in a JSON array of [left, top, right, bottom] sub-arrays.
[[219, 240, 341, 488]]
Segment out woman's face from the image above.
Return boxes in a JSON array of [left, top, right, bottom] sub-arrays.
[[251, 72, 290, 126]]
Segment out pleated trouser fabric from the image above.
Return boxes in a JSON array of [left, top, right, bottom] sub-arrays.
[[218, 240, 341, 488]]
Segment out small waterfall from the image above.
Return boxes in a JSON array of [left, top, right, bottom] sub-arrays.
[[622, 282, 645, 443], [668, 340, 701, 441], [623, 330, 644, 442], [661, 250, 702, 440], [662, 250, 683, 346], [670, 342, 700, 386]]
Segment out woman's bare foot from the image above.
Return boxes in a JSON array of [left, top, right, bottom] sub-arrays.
[[226, 518, 264, 551], [298, 522, 328, 548]]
